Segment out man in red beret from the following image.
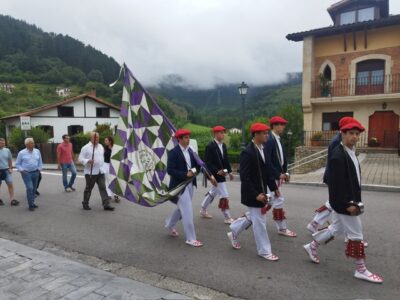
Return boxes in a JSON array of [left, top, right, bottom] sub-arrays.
[[227, 123, 281, 261], [264, 116, 296, 237], [165, 129, 216, 247], [303, 119, 383, 283], [200, 126, 235, 224], [307, 117, 363, 233]]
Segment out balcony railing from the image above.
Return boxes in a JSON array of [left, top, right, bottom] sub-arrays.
[[311, 74, 400, 98]]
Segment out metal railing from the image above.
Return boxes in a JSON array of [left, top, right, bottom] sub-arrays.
[[311, 74, 400, 98], [288, 148, 327, 172], [302, 130, 399, 149]]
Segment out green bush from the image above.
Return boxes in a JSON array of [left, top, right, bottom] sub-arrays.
[[228, 133, 241, 151], [184, 123, 213, 152], [227, 150, 241, 164], [70, 132, 90, 154], [8, 127, 50, 153], [70, 123, 114, 154], [197, 149, 240, 164]]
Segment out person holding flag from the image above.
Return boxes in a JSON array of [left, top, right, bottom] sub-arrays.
[[79, 132, 115, 211], [227, 123, 280, 260], [200, 125, 235, 224], [165, 129, 217, 247]]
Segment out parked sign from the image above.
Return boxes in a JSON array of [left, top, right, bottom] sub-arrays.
[[20, 116, 31, 130]]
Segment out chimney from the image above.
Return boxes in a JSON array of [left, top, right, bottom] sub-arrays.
[[88, 89, 96, 97]]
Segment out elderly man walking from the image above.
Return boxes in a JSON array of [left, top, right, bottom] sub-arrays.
[[15, 138, 43, 211], [0, 138, 19, 206], [79, 132, 114, 211]]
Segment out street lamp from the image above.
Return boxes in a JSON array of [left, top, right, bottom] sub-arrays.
[[238, 81, 249, 149], [287, 129, 293, 164]]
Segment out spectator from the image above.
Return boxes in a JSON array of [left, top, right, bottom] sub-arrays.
[[15, 138, 43, 211], [57, 134, 77, 192], [0, 138, 19, 206], [79, 132, 114, 211]]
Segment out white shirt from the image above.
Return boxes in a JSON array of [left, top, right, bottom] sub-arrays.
[[179, 144, 192, 170], [214, 139, 224, 157], [343, 144, 361, 186], [272, 131, 284, 167], [79, 142, 105, 175], [253, 141, 265, 163]]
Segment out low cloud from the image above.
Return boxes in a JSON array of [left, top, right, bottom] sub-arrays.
[[2, 0, 400, 88]]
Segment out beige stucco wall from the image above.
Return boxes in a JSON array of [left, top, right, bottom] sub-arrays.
[[314, 25, 400, 58], [302, 36, 314, 131], [310, 101, 400, 132]]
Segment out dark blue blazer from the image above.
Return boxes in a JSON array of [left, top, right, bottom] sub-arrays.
[[167, 145, 200, 190], [328, 144, 361, 215], [240, 143, 278, 208], [323, 132, 342, 184], [265, 133, 287, 180]]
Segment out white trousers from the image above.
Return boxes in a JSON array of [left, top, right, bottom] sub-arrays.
[[103, 162, 113, 197], [230, 208, 272, 256], [313, 211, 363, 243], [165, 184, 196, 241], [312, 200, 332, 226], [201, 182, 229, 207], [269, 180, 287, 230]]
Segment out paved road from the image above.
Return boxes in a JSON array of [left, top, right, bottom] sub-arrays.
[[0, 171, 399, 300]]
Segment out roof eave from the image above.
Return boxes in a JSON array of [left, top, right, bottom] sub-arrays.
[[286, 14, 400, 42]]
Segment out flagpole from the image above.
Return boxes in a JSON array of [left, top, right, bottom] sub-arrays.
[[89, 133, 97, 178]]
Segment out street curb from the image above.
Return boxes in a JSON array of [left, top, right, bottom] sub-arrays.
[[39, 169, 399, 193], [288, 181, 400, 193]]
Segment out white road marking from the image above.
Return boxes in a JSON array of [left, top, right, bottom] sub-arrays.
[[41, 171, 85, 179]]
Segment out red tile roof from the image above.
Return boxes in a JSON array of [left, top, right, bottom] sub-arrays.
[[1, 93, 120, 120]]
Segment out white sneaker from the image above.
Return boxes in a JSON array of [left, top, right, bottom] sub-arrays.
[[224, 218, 234, 224], [200, 210, 213, 219], [303, 243, 320, 264], [259, 254, 279, 261], [227, 232, 241, 249], [354, 270, 383, 283]]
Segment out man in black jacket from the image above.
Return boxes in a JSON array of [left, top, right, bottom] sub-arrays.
[[303, 120, 383, 283], [307, 117, 352, 233], [200, 126, 235, 224], [165, 129, 217, 247], [264, 116, 296, 237], [227, 123, 280, 261]]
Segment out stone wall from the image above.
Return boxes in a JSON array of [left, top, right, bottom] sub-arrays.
[[292, 146, 327, 174]]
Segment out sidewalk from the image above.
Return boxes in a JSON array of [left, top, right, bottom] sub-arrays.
[[0, 238, 189, 300], [290, 153, 400, 192]]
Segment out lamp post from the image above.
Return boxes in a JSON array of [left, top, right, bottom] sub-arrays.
[[238, 81, 249, 149], [287, 129, 293, 164]]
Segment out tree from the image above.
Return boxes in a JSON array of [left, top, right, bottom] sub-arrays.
[[87, 69, 104, 83]]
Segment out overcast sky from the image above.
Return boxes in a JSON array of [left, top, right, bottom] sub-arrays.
[[2, 0, 400, 88]]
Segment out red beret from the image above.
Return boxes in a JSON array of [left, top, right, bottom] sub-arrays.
[[269, 116, 288, 125], [340, 122, 365, 132], [339, 117, 359, 128], [212, 125, 226, 133], [250, 123, 270, 133], [175, 129, 191, 138]]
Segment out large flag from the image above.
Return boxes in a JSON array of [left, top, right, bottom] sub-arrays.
[[109, 64, 197, 207]]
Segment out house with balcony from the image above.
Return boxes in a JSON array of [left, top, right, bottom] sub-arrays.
[[287, 0, 400, 149]]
